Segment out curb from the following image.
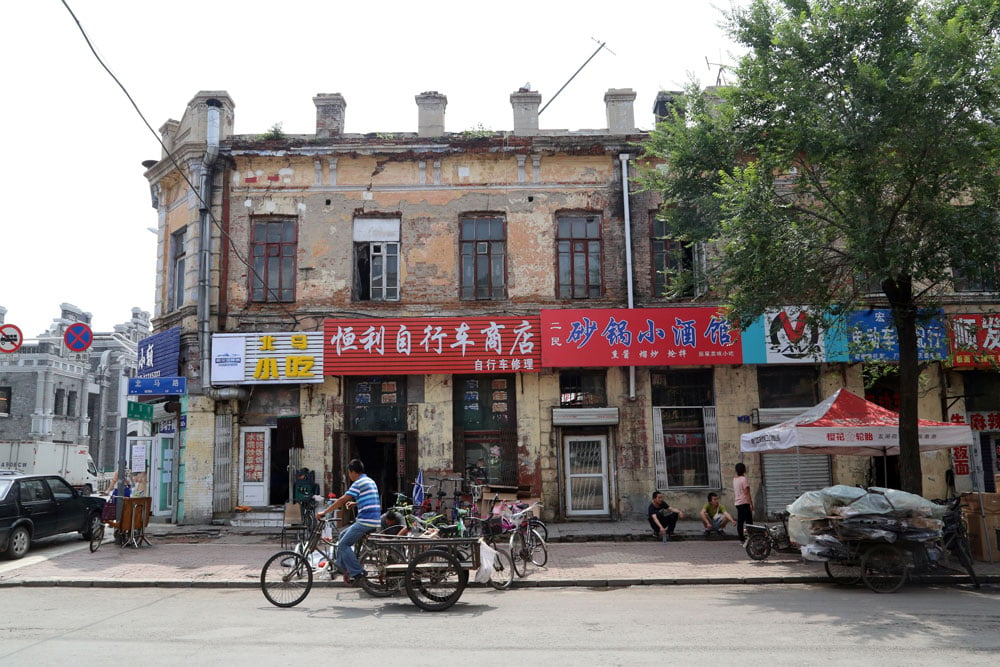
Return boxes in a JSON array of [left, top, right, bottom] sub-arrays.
[[2, 574, 993, 590]]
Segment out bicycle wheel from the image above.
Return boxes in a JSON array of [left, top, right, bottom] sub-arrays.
[[952, 533, 980, 589], [529, 518, 548, 543], [509, 531, 527, 577], [465, 517, 484, 539], [261, 550, 313, 607], [824, 559, 861, 585], [527, 528, 548, 567], [359, 545, 406, 598], [745, 533, 771, 561], [404, 548, 465, 611], [89, 523, 105, 553], [488, 547, 515, 590], [861, 544, 908, 594]]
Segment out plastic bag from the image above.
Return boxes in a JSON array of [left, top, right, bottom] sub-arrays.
[[322, 521, 333, 541], [475, 540, 497, 584]]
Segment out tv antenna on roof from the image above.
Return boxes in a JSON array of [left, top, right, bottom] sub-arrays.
[[539, 37, 615, 115], [706, 55, 729, 86]]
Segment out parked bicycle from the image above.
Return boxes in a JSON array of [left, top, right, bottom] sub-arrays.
[[506, 501, 547, 577]]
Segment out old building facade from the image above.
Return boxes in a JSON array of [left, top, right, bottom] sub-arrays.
[[0, 304, 150, 475], [142, 89, 999, 525]]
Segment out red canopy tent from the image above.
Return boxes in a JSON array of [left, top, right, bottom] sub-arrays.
[[740, 389, 973, 456]]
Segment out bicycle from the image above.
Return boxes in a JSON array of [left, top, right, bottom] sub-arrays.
[[506, 501, 547, 577]]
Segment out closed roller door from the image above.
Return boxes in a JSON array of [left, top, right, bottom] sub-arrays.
[[761, 452, 832, 517]]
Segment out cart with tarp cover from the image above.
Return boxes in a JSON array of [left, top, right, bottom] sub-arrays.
[[787, 485, 978, 592]]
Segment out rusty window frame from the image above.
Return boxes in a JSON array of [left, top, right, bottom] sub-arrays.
[[557, 215, 603, 299], [250, 218, 297, 303], [460, 216, 507, 300]]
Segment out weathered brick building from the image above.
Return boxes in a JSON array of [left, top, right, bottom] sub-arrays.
[[142, 88, 998, 525]]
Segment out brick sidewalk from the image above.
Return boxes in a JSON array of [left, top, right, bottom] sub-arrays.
[[0, 529, 994, 589]]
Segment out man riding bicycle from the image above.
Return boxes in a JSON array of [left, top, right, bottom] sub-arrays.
[[316, 458, 381, 585]]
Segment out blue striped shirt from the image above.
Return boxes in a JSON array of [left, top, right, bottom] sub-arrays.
[[346, 474, 381, 527]]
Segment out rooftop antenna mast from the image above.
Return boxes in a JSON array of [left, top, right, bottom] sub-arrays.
[[539, 38, 615, 115], [706, 55, 728, 86]]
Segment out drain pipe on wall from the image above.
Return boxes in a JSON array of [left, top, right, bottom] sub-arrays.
[[198, 100, 221, 393], [619, 153, 636, 400]]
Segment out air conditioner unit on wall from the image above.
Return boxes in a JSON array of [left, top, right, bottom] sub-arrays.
[[751, 407, 811, 427]]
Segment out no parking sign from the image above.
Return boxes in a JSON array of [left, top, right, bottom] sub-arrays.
[[64, 322, 93, 352]]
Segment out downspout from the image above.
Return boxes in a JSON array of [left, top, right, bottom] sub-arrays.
[[198, 100, 221, 395], [619, 153, 635, 399]]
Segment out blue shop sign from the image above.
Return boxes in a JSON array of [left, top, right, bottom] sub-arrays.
[[845, 309, 948, 362], [137, 327, 181, 379]]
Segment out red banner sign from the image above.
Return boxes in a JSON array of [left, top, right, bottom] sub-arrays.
[[541, 307, 742, 368], [323, 316, 541, 375], [949, 313, 1000, 367]]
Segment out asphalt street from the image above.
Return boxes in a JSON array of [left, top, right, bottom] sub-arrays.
[[1, 585, 998, 665]]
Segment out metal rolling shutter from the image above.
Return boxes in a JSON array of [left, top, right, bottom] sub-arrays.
[[761, 452, 832, 517]]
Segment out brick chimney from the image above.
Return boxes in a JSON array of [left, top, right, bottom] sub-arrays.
[[510, 88, 542, 136], [604, 88, 637, 134], [415, 91, 447, 137], [314, 93, 346, 138]]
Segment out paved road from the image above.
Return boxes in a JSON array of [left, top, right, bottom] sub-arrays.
[[2, 585, 998, 665]]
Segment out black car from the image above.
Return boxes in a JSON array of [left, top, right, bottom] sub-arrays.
[[0, 471, 106, 559]]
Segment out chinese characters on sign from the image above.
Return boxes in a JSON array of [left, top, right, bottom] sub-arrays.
[[949, 313, 1000, 367], [136, 327, 181, 378], [541, 307, 741, 368], [846, 309, 948, 362], [323, 317, 541, 374], [211, 332, 324, 384]]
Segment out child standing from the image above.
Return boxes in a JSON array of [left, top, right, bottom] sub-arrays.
[[733, 462, 753, 545]]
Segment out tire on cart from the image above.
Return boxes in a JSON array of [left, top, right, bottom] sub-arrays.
[[745, 533, 771, 561], [260, 550, 313, 607], [359, 544, 406, 598], [824, 558, 861, 585], [861, 543, 907, 594], [404, 548, 466, 611]]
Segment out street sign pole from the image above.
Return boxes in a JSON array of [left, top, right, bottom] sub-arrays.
[[116, 416, 127, 523]]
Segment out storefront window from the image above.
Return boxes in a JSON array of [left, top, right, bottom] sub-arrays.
[[757, 366, 818, 408], [652, 370, 719, 489], [347, 377, 406, 431]]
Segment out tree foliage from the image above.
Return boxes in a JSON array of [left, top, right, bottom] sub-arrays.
[[642, 0, 1000, 493]]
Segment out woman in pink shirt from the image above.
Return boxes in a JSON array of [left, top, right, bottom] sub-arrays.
[[733, 462, 754, 545]]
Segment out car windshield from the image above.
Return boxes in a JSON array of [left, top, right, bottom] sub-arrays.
[[0, 480, 11, 499]]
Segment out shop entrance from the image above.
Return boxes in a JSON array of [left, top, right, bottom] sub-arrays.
[[350, 434, 401, 508]]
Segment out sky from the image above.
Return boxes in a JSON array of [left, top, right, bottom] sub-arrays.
[[0, 0, 742, 339]]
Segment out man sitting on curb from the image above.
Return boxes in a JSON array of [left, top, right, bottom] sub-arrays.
[[648, 491, 685, 541], [700, 492, 735, 537]]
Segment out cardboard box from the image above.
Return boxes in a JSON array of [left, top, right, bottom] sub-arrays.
[[961, 492, 1000, 515], [965, 513, 1000, 563]]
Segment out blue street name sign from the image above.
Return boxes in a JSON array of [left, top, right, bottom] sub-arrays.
[[128, 376, 187, 396]]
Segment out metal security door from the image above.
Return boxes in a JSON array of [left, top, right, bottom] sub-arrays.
[[239, 428, 270, 506], [564, 435, 609, 517], [153, 435, 174, 516]]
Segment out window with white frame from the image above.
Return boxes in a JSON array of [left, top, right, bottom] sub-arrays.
[[353, 218, 400, 301], [651, 369, 719, 489]]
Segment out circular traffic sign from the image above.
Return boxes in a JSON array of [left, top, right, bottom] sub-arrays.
[[0, 323, 23, 353], [64, 322, 93, 352]]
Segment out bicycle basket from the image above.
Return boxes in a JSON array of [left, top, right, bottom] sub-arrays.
[[485, 515, 505, 537]]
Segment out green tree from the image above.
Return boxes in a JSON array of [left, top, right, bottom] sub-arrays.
[[642, 0, 1000, 494]]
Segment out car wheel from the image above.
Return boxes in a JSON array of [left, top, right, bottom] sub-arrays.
[[6, 526, 31, 559], [82, 484, 93, 497]]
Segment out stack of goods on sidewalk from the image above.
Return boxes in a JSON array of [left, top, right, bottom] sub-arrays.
[[785, 485, 946, 561], [961, 492, 1000, 563]]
